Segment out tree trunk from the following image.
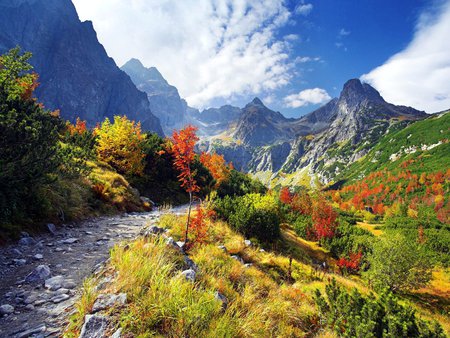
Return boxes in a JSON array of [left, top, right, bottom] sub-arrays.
[[185, 191, 193, 245]]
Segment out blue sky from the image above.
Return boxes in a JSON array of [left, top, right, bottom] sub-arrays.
[[73, 0, 450, 117]]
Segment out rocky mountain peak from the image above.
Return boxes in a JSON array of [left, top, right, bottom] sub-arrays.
[[250, 97, 264, 106], [122, 59, 168, 85], [340, 78, 384, 106]]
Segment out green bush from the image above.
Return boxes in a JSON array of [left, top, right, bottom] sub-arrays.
[[314, 279, 445, 337], [293, 215, 313, 239], [214, 193, 280, 242], [216, 169, 266, 198]]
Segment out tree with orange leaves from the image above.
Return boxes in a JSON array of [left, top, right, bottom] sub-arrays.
[[199, 152, 231, 188], [312, 199, 338, 240], [170, 125, 200, 246], [279, 187, 293, 205]]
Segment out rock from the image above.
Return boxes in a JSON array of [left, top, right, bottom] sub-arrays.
[[11, 248, 23, 256], [176, 241, 185, 250], [259, 249, 265, 252], [34, 254, 44, 260], [231, 255, 244, 264], [184, 256, 198, 272], [25, 304, 35, 311], [244, 240, 252, 247], [111, 328, 122, 338], [15, 324, 46, 338], [244, 263, 253, 268], [143, 225, 165, 236], [62, 238, 78, 244], [214, 291, 228, 310], [55, 247, 63, 252], [45, 275, 64, 291], [63, 280, 77, 289], [47, 223, 57, 235], [79, 314, 109, 338], [24, 294, 37, 305], [19, 237, 36, 246], [51, 294, 70, 303], [92, 293, 127, 313], [0, 304, 14, 315], [55, 288, 69, 295], [13, 259, 27, 266], [181, 269, 196, 283], [218, 245, 228, 253], [25, 265, 51, 285]]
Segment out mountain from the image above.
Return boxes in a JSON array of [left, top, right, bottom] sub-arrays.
[[204, 79, 427, 185], [121, 59, 188, 134], [187, 105, 242, 136], [0, 0, 163, 135]]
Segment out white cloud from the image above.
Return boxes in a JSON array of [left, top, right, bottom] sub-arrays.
[[72, 0, 294, 108], [339, 28, 351, 36], [362, 1, 450, 112], [295, 56, 321, 63], [283, 88, 331, 108], [295, 3, 313, 16]]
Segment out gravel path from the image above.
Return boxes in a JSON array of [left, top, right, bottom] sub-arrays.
[[0, 206, 186, 337]]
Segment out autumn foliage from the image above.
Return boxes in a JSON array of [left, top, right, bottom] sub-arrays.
[[95, 116, 146, 176], [199, 152, 231, 188], [312, 199, 338, 240]]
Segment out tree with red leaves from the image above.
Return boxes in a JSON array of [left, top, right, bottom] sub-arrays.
[[312, 200, 338, 240], [337, 251, 362, 274], [279, 187, 293, 204], [170, 125, 200, 246], [185, 205, 208, 251]]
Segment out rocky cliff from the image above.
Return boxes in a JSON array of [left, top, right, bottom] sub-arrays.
[[0, 0, 163, 135], [206, 79, 427, 186]]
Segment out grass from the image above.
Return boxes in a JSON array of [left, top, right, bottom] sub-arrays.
[[66, 210, 449, 337], [356, 221, 384, 236]]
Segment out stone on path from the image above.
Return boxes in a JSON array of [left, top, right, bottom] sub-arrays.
[[15, 324, 46, 338], [18, 237, 35, 246], [25, 265, 51, 285], [79, 314, 109, 338], [62, 238, 78, 244], [51, 294, 70, 304], [34, 254, 43, 260], [47, 223, 57, 235], [45, 275, 65, 291], [0, 304, 14, 315]]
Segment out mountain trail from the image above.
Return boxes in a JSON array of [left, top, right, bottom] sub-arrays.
[[0, 206, 187, 337]]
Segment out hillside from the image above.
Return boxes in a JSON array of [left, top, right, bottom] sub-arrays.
[[0, 0, 163, 134]]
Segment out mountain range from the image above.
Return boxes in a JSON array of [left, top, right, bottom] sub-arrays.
[[0, 0, 438, 187]]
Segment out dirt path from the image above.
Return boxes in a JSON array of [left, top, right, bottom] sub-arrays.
[[0, 206, 186, 338]]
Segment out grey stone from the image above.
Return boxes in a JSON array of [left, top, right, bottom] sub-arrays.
[[24, 295, 37, 305], [25, 304, 35, 311], [55, 288, 69, 295], [55, 247, 63, 252], [231, 255, 244, 264], [63, 280, 77, 289], [15, 324, 46, 338], [214, 291, 228, 310], [25, 265, 51, 285], [244, 263, 253, 268], [34, 254, 44, 260], [92, 293, 127, 313], [47, 223, 57, 235], [184, 256, 198, 272], [0, 304, 14, 315], [11, 248, 23, 256], [13, 259, 27, 266], [181, 269, 196, 283], [111, 328, 122, 338], [176, 241, 185, 250], [259, 248, 265, 252], [45, 275, 64, 291], [19, 237, 36, 246], [62, 238, 78, 244], [244, 240, 252, 247], [79, 314, 109, 338], [51, 294, 70, 303]]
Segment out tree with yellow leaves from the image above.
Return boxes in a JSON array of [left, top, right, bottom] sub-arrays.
[[95, 115, 146, 176]]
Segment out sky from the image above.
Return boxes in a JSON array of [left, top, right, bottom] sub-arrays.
[[72, 0, 450, 117]]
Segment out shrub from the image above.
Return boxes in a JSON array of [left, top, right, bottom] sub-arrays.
[[363, 234, 433, 292], [216, 169, 266, 198], [315, 279, 445, 337], [214, 193, 280, 242], [293, 215, 313, 239]]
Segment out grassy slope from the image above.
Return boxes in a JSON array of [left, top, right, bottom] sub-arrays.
[[335, 112, 450, 184], [66, 212, 448, 337]]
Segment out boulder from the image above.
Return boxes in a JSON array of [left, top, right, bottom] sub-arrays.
[[79, 314, 109, 338], [51, 294, 70, 303], [0, 304, 14, 315], [231, 255, 244, 264], [111, 328, 122, 338], [181, 269, 196, 283], [92, 293, 127, 313], [25, 265, 51, 285], [19, 237, 36, 246]]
